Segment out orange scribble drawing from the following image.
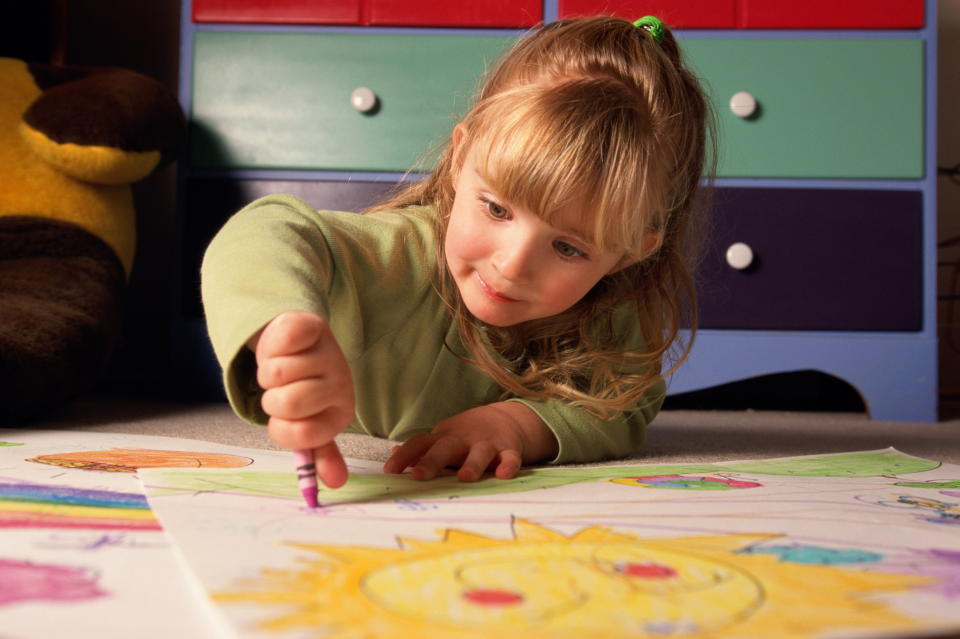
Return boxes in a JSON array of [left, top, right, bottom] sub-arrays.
[[26, 449, 253, 473]]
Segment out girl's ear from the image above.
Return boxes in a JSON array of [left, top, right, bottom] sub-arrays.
[[640, 231, 663, 257], [451, 122, 467, 151], [609, 256, 640, 275], [450, 123, 469, 172]]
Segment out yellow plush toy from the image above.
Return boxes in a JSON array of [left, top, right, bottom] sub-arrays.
[[0, 57, 184, 423]]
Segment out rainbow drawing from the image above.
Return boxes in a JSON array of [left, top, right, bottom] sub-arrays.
[[610, 474, 764, 490], [0, 481, 160, 531]]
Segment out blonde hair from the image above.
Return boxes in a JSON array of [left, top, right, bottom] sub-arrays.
[[369, 16, 715, 418]]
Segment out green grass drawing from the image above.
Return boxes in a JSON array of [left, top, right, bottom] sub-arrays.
[[147, 449, 940, 505]]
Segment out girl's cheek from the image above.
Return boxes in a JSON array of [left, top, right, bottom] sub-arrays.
[[457, 238, 483, 262], [452, 225, 488, 261]]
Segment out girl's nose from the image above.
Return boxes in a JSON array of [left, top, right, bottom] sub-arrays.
[[492, 240, 536, 282]]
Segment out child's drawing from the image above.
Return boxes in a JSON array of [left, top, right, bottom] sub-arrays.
[[885, 495, 960, 525], [0, 429, 251, 639], [140, 448, 960, 639], [0, 481, 160, 530], [144, 449, 940, 504], [27, 448, 253, 472], [0, 557, 107, 606], [214, 520, 926, 639], [869, 548, 960, 600], [894, 479, 960, 489], [609, 473, 763, 490]]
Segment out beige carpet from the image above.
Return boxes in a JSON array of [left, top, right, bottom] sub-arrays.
[[10, 394, 960, 467]]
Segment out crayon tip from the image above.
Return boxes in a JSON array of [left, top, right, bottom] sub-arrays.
[[301, 487, 319, 509]]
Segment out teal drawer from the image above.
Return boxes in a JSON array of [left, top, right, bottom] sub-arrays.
[[682, 38, 923, 178], [192, 34, 922, 179], [191, 32, 513, 171]]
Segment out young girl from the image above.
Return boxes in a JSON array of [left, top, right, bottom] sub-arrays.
[[201, 15, 712, 489]]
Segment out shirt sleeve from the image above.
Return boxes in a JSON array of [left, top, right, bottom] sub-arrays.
[[506, 386, 664, 464], [201, 194, 439, 430], [200, 194, 339, 425]]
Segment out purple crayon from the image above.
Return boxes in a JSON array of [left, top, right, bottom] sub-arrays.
[[293, 449, 319, 508]]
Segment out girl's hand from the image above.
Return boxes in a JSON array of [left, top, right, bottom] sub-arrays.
[[383, 402, 558, 482], [250, 311, 356, 489]]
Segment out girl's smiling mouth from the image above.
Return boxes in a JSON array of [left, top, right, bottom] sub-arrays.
[[476, 273, 519, 303]]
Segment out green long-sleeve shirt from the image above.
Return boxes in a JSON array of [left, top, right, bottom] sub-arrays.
[[201, 194, 664, 463]]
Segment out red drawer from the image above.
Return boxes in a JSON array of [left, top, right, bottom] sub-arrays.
[[193, 0, 360, 24], [559, 0, 736, 28], [558, 0, 924, 29], [370, 0, 541, 27], [194, 0, 541, 27], [742, 0, 924, 29]]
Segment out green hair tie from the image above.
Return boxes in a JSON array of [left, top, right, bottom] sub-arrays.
[[633, 15, 664, 43]]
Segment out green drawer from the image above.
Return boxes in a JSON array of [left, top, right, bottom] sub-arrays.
[[191, 32, 513, 171], [193, 34, 922, 179], [682, 38, 923, 178]]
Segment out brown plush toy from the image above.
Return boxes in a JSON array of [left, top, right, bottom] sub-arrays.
[[0, 57, 184, 424]]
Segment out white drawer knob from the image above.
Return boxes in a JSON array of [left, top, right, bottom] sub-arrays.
[[350, 87, 378, 113], [726, 242, 754, 270], [729, 91, 757, 118]]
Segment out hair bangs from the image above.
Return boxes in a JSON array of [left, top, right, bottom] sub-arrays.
[[465, 80, 660, 256]]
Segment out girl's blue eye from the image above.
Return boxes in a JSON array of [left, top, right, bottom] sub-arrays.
[[555, 241, 584, 259]]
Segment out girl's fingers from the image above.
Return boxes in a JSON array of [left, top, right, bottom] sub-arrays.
[[314, 441, 348, 489], [257, 311, 325, 360], [257, 352, 317, 389], [383, 434, 436, 474], [266, 409, 352, 450], [493, 449, 523, 480], [412, 437, 469, 481], [261, 378, 343, 420], [385, 438, 524, 482], [457, 442, 499, 482]]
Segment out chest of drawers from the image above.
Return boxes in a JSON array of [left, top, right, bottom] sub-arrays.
[[175, 0, 938, 421]]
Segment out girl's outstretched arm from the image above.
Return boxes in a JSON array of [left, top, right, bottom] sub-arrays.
[[383, 402, 559, 481], [251, 310, 356, 489]]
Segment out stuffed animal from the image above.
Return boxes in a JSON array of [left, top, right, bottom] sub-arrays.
[[0, 57, 185, 424]]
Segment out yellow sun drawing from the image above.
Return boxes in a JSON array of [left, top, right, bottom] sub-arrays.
[[214, 519, 929, 639]]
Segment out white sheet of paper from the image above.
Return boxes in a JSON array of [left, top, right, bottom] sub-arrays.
[[0, 429, 264, 639], [139, 447, 960, 639]]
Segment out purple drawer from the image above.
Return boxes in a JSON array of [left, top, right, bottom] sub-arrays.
[[697, 188, 922, 331]]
